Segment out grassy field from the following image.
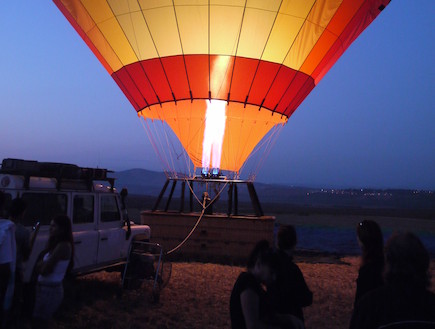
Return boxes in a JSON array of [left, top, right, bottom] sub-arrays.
[[53, 258, 435, 329], [49, 196, 434, 329]]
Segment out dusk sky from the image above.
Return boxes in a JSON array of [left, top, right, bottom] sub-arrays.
[[1, 1, 434, 190]]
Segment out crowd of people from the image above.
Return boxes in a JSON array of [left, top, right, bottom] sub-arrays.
[[230, 221, 435, 329], [2, 189, 435, 329], [0, 192, 74, 329], [230, 225, 312, 329]]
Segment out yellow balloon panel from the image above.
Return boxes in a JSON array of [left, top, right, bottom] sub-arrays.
[[138, 101, 286, 172], [176, 5, 209, 54], [57, 0, 388, 80], [107, 0, 142, 15], [115, 10, 158, 60], [279, 0, 316, 16], [261, 0, 317, 63], [81, 0, 113, 24], [210, 5, 244, 56], [59, 0, 121, 73], [142, 6, 183, 57], [261, 12, 307, 63], [210, 0, 245, 6], [284, 0, 343, 70], [246, 0, 281, 12], [82, 0, 138, 67], [174, 0, 208, 5], [237, 8, 277, 59], [137, 0, 172, 10]]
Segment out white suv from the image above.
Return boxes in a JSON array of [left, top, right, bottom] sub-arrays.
[[0, 158, 150, 282]]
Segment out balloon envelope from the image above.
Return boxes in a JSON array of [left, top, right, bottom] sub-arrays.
[[54, 0, 390, 173]]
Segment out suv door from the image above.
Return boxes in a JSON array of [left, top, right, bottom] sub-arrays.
[[96, 194, 125, 265], [72, 194, 98, 272]]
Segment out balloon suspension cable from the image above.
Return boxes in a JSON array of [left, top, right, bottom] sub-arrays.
[[250, 123, 285, 180], [140, 116, 193, 179], [151, 119, 172, 174], [165, 180, 228, 255], [239, 123, 284, 181], [159, 119, 177, 177], [140, 117, 172, 174]]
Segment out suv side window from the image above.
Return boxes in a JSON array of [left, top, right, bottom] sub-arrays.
[[73, 195, 94, 224], [100, 195, 120, 222], [21, 193, 67, 226]]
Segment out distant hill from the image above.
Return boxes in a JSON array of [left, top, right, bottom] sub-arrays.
[[111, 168, 309, 202], [112, 168, 167, 196], [112, 169, 435, 217]]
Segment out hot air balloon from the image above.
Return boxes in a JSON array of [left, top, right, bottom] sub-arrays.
[[53, 0, 390, 179]]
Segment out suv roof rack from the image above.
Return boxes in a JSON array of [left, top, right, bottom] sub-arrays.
[[0, 158, 115, 191]]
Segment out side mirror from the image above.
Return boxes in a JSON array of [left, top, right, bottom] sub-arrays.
[[120, 188, 131, 240], [120, 188, 128, 209]]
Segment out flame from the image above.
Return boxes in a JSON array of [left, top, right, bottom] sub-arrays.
[[202, 99, 227, 174]]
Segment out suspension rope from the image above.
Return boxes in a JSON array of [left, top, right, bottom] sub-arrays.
[[243, 123, 282, 165], [249, 124, 285, 180], [247, 125, 282, 178], [157, 118, 177, 177], [181, 103, 193, 178], [152, 119, 175, 177], [140, 110, 200, 180], [239, 123, 284, 181], [140, 117, 172, 174]]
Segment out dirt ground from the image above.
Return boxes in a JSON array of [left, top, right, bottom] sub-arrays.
[[51, 257, 435, 329]]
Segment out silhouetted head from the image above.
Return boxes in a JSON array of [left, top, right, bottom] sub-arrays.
[[47, 214, 74, 273], [277, 225, 297, 251], [247, 240, 270, 270], [9, 197, 27, 221], [357, 220, 384, 265], [384, 232, 430, 289], [247, 240, 280, 285], [48, 215, 73, 250]]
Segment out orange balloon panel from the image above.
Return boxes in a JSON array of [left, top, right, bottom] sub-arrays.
[[139, 101, 286, 172], [54, 0, 391, 172]]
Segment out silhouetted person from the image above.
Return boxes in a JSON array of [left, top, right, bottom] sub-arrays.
[[32, 215, 73, 329], [10, 198, 39, 284], [0, 191, 16, 329], [8, 198, 39, 327], [267, 225, 312, 323], [354, 220, 384, 305], [230, 240, 303, 329], [350, 232, 435, 329]]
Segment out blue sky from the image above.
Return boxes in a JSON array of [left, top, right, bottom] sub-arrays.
[[0, 1, 434, 189]]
